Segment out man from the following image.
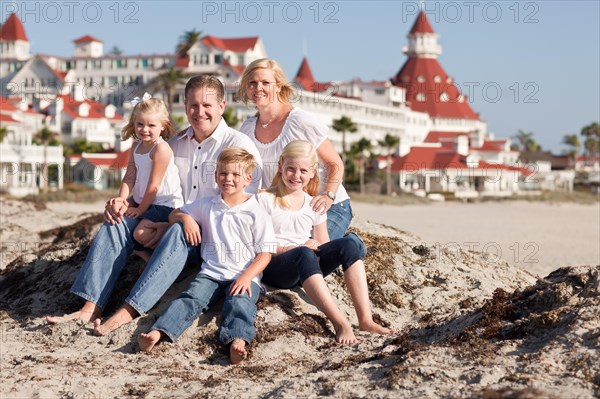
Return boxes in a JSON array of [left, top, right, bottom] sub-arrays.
[[46, 76, 262, 330]]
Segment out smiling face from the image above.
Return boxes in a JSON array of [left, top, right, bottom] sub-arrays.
[[185, 87, 226, 138], [135, 112, 164, 144], [246, 68, 281, 108], [215, 162, 251, 196], [279, 156, 316, 194]]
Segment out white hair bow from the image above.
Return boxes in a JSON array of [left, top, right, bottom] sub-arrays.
[[130, 92, 152, 107]]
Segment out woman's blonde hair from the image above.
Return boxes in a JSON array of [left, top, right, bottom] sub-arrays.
[[121, 98, 175, 141], [237, 58, 295, 105], [267, 140, 319, 208]]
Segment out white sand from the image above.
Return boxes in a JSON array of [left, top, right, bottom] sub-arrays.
[[352, 200, 600, 277]]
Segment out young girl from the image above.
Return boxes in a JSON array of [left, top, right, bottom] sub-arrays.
[[256, 140, 393, 344], [119, 94, 184, 262]]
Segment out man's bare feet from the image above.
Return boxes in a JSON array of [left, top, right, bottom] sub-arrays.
[[359, 320, 395, 335], [333, 321, 358, 344], [230, 339, 248, 364], [93, 304, 137, 336], [46, 302, 101, 324], [138, 330, 162, 352]]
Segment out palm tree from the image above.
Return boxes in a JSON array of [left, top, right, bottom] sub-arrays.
[[148, 68, 187, 114], [108, 46, 123, 56], [331, 115, 357, 165], [562, 134, 581, 165], [176, 29, 202, 57], [349, 137, 373, 194], [33, 126, 60, 193], [223, 107, 239, 128], [580, 122, 600, 160], [378, 133, 400, 195], [513, 130, 540, 152]]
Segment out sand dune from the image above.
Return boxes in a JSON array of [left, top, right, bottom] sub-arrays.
[[0, 198, 598, 398]]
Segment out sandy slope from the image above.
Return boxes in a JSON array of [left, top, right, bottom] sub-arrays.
[[0, 198, 598, 398]]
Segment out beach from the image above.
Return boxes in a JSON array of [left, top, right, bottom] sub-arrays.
[[0, 196, 598, 398], [352, 200, 600, 277]]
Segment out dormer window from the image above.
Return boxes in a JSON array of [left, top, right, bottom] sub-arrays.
[[434, 75, 441, 83], [440, 92, 449, 102], [417, 75, 425, 83], [416, 93, 426, 102]]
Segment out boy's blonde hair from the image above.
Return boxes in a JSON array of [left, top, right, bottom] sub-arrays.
[[121, 98, 175, 141], [217, 147, 257, 176], [267, 140, 319, 208], [237, 58, 295, 104]]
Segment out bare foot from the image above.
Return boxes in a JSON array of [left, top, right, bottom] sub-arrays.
[[93, 305, 137, 336], [333, 321, 358, 344], [46, 303, 101, 324], [359, 320, 395, 335], [230, 339, 248, 364], [138, 330, 162, 352]]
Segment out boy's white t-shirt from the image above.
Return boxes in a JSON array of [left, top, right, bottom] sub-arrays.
[[180, 194, 276, 286], [256, 191, 327, 248]]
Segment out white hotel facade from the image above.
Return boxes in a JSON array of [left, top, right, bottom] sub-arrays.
[[1, 11, 522, 196]]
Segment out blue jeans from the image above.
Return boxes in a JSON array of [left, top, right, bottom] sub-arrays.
[[327, 199, 353, 240], [126, 223, 200, 316], [71, 216, 140, 309], [152, 274, 260, 344], [262, 236, 363, 289], [142, 204, 175, 223]]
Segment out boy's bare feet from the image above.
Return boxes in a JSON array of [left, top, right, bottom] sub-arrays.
[[93, 304, 137, 336], [333, 321, 358, 344], [45, 302, 101, 324], [359, 320, 395, 335], [230, 339, 248, 364], [138, 330, 162, 352]]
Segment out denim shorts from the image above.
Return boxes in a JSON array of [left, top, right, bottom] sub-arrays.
[[142, 204, 175, 223]]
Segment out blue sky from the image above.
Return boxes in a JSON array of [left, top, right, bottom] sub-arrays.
[[2, 0, 599, 153]]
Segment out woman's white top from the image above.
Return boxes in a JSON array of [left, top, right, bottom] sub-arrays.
[[256, 191, 327, 248], [132, 138, 184, 208], [240, 108, 349, 204]]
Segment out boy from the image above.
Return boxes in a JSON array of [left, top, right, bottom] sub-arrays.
[[138, 148, 275, 364]]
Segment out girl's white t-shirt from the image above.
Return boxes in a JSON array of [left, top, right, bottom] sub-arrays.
[[240, 108, 349, 204], [256, 191, 327, 248], [132, 138, 184, 208]]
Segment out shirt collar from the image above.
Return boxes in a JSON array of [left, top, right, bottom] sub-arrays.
[[176, 118, 227, 144]]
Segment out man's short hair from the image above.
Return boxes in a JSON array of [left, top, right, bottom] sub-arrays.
[[185, 75, 225, 102]]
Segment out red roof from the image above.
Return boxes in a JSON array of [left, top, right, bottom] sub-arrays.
[[410, 10, 435, 34], [388, 146, 532, 176], [74, 148, 130, 168], [476, 140, 508, 152], [0, 13, 28, 41], [294, 57, 330, 92], [390, 146, 469, 171], [201, 35, 258, 52], [73, 35, 103, 43], [424, 131, 470, 143], [392, 57, 479, 120], [0, 96, 19, 111], [0, 114, 20, 123], [56, 95, 123, 121], [175, 55, 189, 68]]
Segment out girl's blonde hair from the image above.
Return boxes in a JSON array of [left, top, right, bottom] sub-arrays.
[[237, 58, 295, 105], [267, 140, 319, 208], [121, 98, 175, 141]]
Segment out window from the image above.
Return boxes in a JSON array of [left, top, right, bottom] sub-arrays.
[[434, 75, 441, 83], [440, 92, 449, 102], [417, 75, 425, 83], [416, 93, 426, 102]]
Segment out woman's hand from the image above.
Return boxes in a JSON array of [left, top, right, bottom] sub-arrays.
[[310, 194, 333, 215], [303, 239, 321, 251], [104, 197, 129, 224]]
